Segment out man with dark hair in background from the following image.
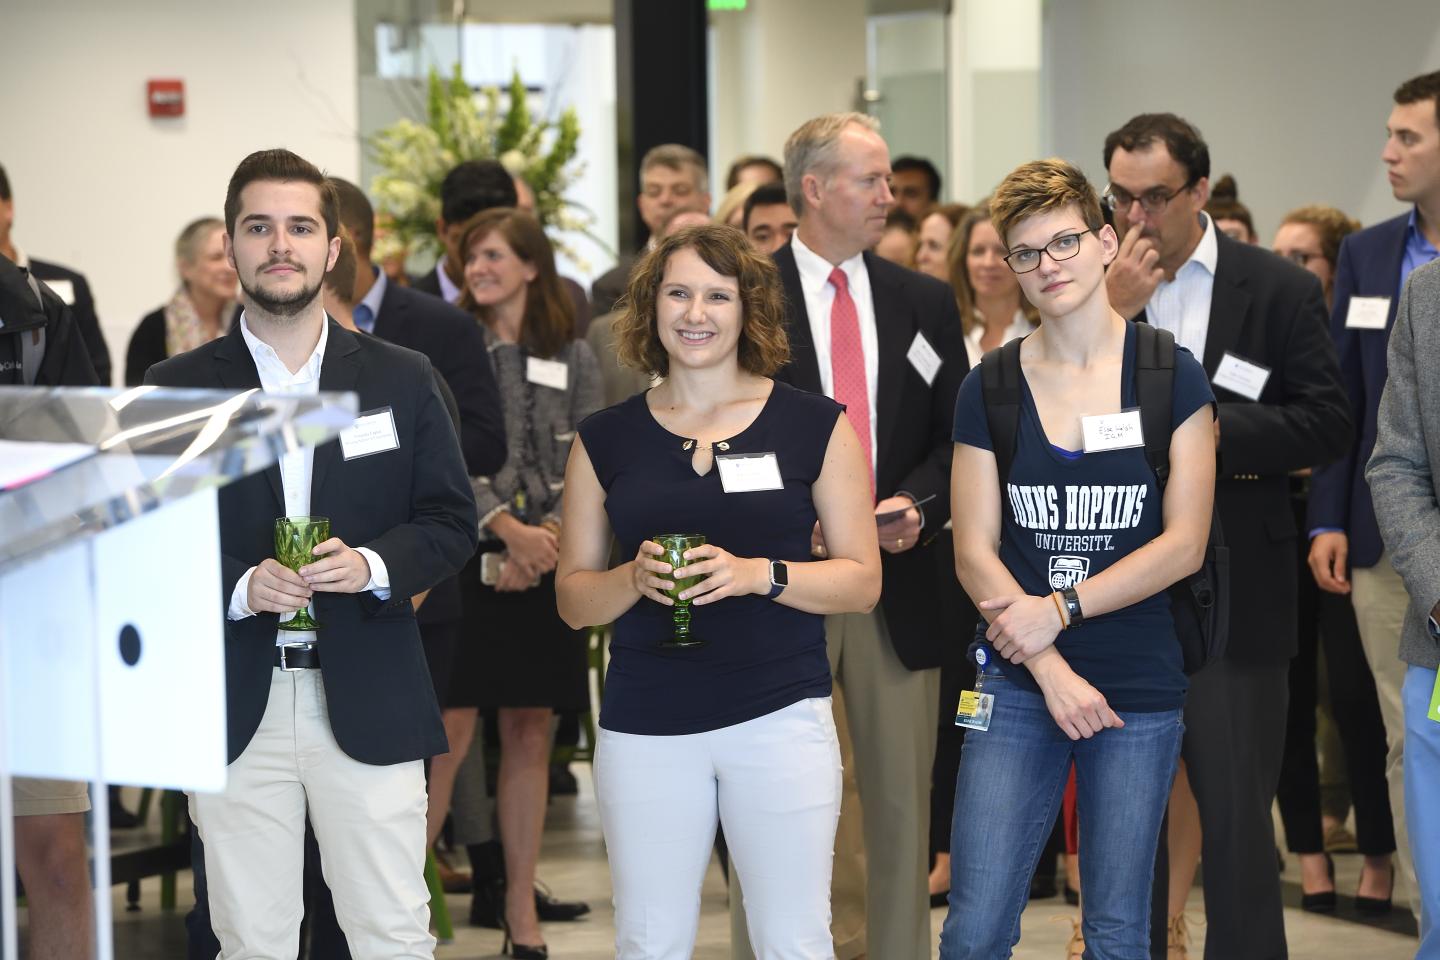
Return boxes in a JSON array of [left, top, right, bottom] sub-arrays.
[[725, 154, 783, 190], [589, 143, 711, 315], [743, 181, 798, 256], [889, 155, 942, 220], [1308, 69, 1440, 927], [0, 161, 112, 383], [411, 159, 518, 303], [1104, 111, 1351, 960]]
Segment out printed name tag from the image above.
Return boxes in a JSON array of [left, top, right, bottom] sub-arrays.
[[1212, 351, 1271, 401], [43, 278, 75, 306], [1345, 296, 1390, 331], [1081, 408, 1144, 454], [526, 356, 568, 391], [339, 407, 400, 460], [715, 452, 784, 493], [954, 690, 994, 731], [907, 332, 942, 386]]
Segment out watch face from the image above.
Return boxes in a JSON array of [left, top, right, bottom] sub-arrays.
[[772, 561, 788, 586]]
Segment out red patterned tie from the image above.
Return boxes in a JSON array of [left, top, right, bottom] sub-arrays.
[[828, 267, 874, 491]]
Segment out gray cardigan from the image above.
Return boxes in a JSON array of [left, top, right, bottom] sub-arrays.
[[473, 332, 603, 534], [1365, 258, 1440, 670]]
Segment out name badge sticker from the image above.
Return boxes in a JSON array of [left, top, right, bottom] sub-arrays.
[[526, 356, 569, 391], [716, 452, 784, 493], [1345, 296, 1391, 331], [1212, 352, 1272, 401], [907, 332, 942, 386], [1081, 408, 1145, 454], [43, 278, 76, 306], [339, 407, 400, 460]]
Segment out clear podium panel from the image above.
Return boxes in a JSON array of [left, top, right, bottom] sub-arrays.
[[0, 385, 359, 570]]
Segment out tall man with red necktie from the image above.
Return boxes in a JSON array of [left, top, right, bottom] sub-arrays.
[[750, 111, 969, 959]]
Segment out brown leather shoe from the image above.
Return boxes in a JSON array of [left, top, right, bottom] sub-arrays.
[[434, 848, 473, 894]]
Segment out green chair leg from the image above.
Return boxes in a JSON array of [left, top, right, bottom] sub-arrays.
[[425, 848, 454, 943], [135, 786, 155, 824]]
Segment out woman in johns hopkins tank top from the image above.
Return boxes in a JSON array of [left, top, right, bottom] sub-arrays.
[[554, 224, 881, 958], [938, 160, 1216, 960]]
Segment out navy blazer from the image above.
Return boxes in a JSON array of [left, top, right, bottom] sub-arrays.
[[1140, 231, 1350, 663], [773, 243, 970, 670], [146, 321, 479, 764], [1306, 213, 1412, 569]]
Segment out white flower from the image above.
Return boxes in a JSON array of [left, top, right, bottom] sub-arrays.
[[499, 149, 526, 174]]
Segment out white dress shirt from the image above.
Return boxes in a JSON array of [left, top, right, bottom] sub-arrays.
[[436, 263, 462, 305], [963, 308, 1037, 368], [1145, 213, 1219, 362], [226, 314, 390, 643], [789, 233, 880, 461]]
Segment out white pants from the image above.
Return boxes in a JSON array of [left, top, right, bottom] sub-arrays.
[[188, 668, 434, 960], [595, 697, 842, 960]]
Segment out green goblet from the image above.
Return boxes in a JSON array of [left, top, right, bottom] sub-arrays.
[[274, 516, 330, 631], [653, 533, 708, 648]]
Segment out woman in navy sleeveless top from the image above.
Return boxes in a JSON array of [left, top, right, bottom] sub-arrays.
[[938, 161, 1216, 960], [555, 224, 881, 959]]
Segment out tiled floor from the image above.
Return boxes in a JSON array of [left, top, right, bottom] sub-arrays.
[[34, 772, 1422, 959]]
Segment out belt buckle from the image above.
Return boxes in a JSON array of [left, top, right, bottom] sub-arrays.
[[279, 642, 314, 672]]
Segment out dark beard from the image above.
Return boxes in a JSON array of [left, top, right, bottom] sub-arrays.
[[239, 270, 323, 319]]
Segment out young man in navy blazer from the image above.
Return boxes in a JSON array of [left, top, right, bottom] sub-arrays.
[[1308, 68, 1440, 922], [147, 149, 477, 959]]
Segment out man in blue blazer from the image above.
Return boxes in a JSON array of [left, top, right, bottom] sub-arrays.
[[1308, 68, 1440, 921]]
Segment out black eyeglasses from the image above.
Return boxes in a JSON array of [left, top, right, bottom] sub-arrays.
[[1278, 249, 1324, 268], [1004, 230, 1095, 274], [1102, 178, 1197, 216]]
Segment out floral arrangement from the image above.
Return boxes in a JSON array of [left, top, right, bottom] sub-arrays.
[[369, 65, 592, 265]]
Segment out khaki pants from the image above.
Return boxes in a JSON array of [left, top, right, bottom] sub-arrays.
[[1352, 555, 1420, 920], [189, 668, 434, 960], [734, 609, 938, 960]]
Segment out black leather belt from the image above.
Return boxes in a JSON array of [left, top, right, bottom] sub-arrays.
[[274, 643, 321, 671]]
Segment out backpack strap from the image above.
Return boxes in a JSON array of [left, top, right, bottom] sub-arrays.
[[980, 337, 1025, 490], [1133, 322, 1177, 488]]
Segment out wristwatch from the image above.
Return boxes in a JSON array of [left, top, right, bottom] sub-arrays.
[[1060, 586, 1085, 628], [767, 560, 789, 599]]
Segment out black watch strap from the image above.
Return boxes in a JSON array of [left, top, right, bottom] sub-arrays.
[[767, 560, 788, 598], [1060, 586, 1084, 628]]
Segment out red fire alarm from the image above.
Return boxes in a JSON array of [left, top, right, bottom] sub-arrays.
[[147, 79, 184, 118]]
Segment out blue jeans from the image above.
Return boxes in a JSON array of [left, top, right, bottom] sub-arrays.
[[939, 667, 1182, 960], [1404, 665, 1440, 960]]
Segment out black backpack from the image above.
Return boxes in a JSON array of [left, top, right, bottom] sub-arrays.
[[979, 323, 1229, 674]]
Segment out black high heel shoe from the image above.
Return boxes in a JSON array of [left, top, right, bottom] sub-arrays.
[[1300, 853, 1336, 914], [1355, 863, 1395, 916], [501, 928, 549, 959]]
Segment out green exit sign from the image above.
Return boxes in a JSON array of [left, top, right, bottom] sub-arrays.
[[708, 0, 747, 9]]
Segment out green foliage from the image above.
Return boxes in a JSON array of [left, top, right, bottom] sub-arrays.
[[369, 64, 593, 265]]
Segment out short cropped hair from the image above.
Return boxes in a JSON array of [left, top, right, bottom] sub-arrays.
[[324, 229, 359, 307], [640, 144, 709, 190], [743, 182, 790, 230], [1396, 69, 1440, 127], [784, 112, 881, 215], [1280, 205, 1362, 270], [614, 224, 789, 378], [1103, 113, 1211, 184], [725, 155, 783, 190], [990, 158, 1106, 246], [439, 160, 517, 226], [892, 155, 942, 202], [327, 177, 375, 260], [224, 149, 339, 241]]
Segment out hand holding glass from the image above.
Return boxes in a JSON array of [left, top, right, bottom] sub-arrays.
[[652, 533, 708, 648], [275, 516, 330, 630]]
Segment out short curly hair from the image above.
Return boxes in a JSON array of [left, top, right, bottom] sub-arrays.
[[613, 224, 790, 378]]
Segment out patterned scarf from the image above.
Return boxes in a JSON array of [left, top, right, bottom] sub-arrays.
[[163, 286, 233, 357]]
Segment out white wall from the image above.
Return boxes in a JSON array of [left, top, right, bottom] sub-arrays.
[[710, 0, 868, 196], [0, 0, 359, 384], [1043, 0, 1440, 241]]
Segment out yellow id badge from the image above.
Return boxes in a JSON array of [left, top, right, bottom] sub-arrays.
[[1428, 670, 1440, 724], [955, 689, 994, 732]]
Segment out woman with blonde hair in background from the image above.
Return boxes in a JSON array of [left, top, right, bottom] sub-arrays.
[[125, 216, 238, 384], [948, 201, 1040, 367]]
